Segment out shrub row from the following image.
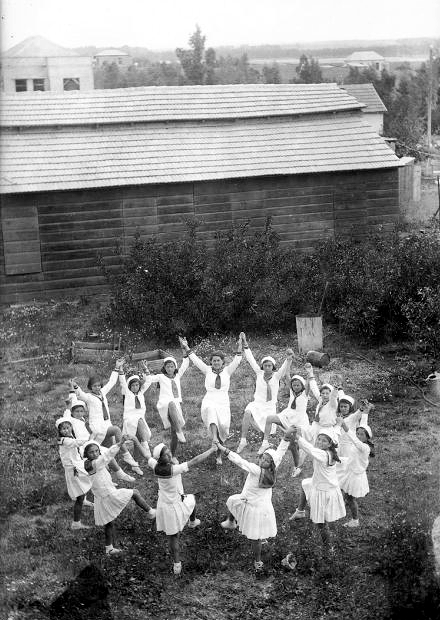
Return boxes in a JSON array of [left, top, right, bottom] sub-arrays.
[[104, 219, 440, 354]]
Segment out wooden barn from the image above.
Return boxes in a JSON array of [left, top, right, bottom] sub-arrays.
[[0, 84, 402, 304]]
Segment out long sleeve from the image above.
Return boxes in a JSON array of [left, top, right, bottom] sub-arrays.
[[140, 373, 150, 394], [101, 371, 119, 396], [346, 429, 370, 454], [189, 352, 210, 375], [74, 385, 90, 403], [298, 436, 329, 463], [227, 450, 261, 475], [243, 347, 260, 373], [58, 437, 87, 448], [308, 377, 320, 400], [177, 356, 190, 379], [119, 374, 128, 395], [272, 439, 290, 468], [95, 444, 119, 469], [275, 358, 290, 381], [225, 354, 242, 376]]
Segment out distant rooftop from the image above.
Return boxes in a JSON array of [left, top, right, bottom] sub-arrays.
[[0, 83, 364, 127], [345, 51, 385, 62], [95, 49, 130, 57], [3, 35, 79, 58], [342, 83, 387, 113]]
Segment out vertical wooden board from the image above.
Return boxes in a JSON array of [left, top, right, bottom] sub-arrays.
[[1, 205, 42, 275]]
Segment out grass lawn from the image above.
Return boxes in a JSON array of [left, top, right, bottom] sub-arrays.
[[1, 300, 440, 620]]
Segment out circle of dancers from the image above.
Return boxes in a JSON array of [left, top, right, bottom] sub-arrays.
[[56, 333, 375, 575]]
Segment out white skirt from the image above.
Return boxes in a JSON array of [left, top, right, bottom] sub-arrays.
[[65, 468, 92, 500], [156, 494, 195, 535], [338, 470, 369, 498], [93, 488, 133, 525], [90, 419, 113, 445], [122, 413, 151, 438], [226, 494, 277, 540], [302, 478, 346, 524], [245, 401, 277, 434], [157, 400, 185, 430], [201, 403, 230, 442], [277, 407, 309, 430]]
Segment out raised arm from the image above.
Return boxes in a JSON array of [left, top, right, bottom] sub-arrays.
[[275, 348, 294, 380], [188, 351, 210, 375], [187, 446, 217, 468], [70, 378, 90, 403], [119, 373, 128, 394], [304, 363, 320, 400], [343, 427, 370, 454], [297, 435, 329, 463], [101, 358, 125, 396], [241, 332, 260, 373], [216, 442, 261, 475], [177, 356, 190, 379]]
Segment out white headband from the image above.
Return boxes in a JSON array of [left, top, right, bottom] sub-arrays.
[[152, 442, 166, 460], [55, 416, 72, 428], [261, 356, 276, 367], [163, 357, 177, 367], [291, 374, 306, 387]]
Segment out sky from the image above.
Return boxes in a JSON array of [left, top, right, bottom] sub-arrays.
[[1, 0, 440, 52]]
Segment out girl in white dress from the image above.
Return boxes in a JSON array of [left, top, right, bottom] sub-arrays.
[[83, 437, 156, 555], [143, 351, 189, 456], [337, 416, 374, 528], [179, 336, 242, 464], [309, 380, 340, 441], [71, 361, 140, 474], [119, 361, 152, 474], [236, 332, 293, 455], [56, 417, 93, 530], [217, 433, 291, 572], [289, 428, 346, 556], [258, 362, 316, 476], [132, 437, 216, 575], [337, 394, 373, 458]]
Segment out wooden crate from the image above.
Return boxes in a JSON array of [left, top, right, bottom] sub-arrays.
[[71, 339, 121, 363], [126, 349, 170, 373]]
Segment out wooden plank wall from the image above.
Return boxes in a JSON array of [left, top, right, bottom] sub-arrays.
[[0, 169, 399, 304]]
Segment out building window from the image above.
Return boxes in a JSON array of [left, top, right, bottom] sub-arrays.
[[33, 79, 45, 91], [63, 78, 80, 91], [375, 62, 380, 70], [15, 79, 27, 92], [118, 58, 123, 64]]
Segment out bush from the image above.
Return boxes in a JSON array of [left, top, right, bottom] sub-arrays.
[[105, 221, 440, 352]]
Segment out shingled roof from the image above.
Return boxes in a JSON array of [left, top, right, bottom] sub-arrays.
[[0, 83, 364, 127], [0, 112, 401, 194], [3, 35, 79, 58], [342, 83, 387, 113]]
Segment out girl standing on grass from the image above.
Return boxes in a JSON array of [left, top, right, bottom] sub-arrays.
[[236, 332, 293, 455], [309, 378, 340, 441], [71, 360, 141, 475], [56, 417, 93, 530], [289, 428, 346, 557], [337, 416, 374, 528], [119, 361, 152, 474], [63, 392, 91, 442], [143, 349, 189, 457], [217, 432, 291, 573], [131, 437, 216, 575], [258, 362, 316, 476], [179, 336, 242, 465], [337, 394, 373, 458], [83, 437, 156, 555]]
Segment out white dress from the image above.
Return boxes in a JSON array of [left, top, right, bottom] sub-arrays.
[[147, 457, 195, 535], [243, 348, 289, 433], [119, 374, 151, 436], [88, 444, 133, 525], [189, 352, 242, 442], [338, 411, 369, 458], [308, 381, 340, 440], [145, 357, 189, 429], [298, 436, 346, 524], [75, 371, 119, 443], [226, 439, 289, 540], [337, 429, 370, 497], [58, 436, 92, 499]]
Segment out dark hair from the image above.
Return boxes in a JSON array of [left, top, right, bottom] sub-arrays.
[[154, 445, 173, 478], [318, 434, 341, 464], [161, 365, 178, 377], [87, 376, 101, 390], [258, 453, 276, 488], [83, 443, 100, 460], [84, 459, 94, 474], [128, 376, 141, 390], [57, 420, 75, 438], [357, 427, 375, 457], [210, 351, 225, 362], [337, 399, 354, 414]]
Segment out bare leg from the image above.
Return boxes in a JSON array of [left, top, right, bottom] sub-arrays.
[[73, 494, 85, 522], [317, 523, 331, 555], [105, 522, 115, 546], [346, 494, 359, 519], [168, 533, 180, 563], [262, 414, 283, 442], [168, 402, 184, 434], [189, 506, 197, 522], [289, 441, 300, 467], [298, 488, 307, 511], [134, 419, 151, 461], [240, 409, 253, 440], [210, 423, 223, 461], [252, 540, 262, 563], [108, 458, 120, 472], [170, 429, 178, 457], [102, 426, 126, 451], [131, 488, 153, 512]]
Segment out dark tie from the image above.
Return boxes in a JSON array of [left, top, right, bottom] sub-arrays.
[[315, 402, 324, 420], [135, 395, 141, 409], [171, 379, 179, 398], [214, 372, 221, 389], [264, 376, 272, 401], [101, 398, 109, 420], [290, 394, 297, 409]]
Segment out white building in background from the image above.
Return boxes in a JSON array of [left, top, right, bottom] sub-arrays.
[[341, 83, 387, 135], [345, 51, 387, 72], [94, 49, 132, 68], [1, 36, 94, 93]]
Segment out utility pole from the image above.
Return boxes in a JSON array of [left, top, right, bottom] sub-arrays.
[[426, 46, 433, 175]]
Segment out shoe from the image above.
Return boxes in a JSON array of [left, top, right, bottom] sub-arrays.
[[237, 438, 247, 454], [220, 519, 236, 530], [83, 499, 94, 507], [147, 508, 156, 520], [188, 518, 201, 529], [176, 430, 186, 443], [173, 561, 182, 576], [288, 509, 306, 521], [132, 466, 144, 476], [291, 467, 302, 478], [258, 440, 270, 455], [254, 560, 264, 572], [115, 470, 135, 482], [216, 455, 223, 465], [343, 519, 359, 528], [71, 521, 90, 530], [122, 452, 139, 467], [106, 547, 122, 555], [281, 553, 297, 570]]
